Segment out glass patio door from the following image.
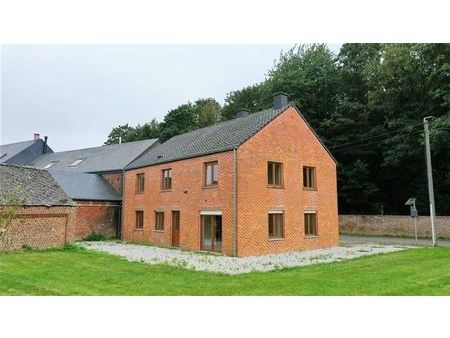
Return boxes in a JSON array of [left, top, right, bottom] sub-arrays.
[[201, 214, 222, 252]]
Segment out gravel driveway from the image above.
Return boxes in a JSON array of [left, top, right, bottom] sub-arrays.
[[79, 241, 411, 275]]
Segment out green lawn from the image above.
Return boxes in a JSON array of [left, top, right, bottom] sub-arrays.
[[0, 246, 449, 295]]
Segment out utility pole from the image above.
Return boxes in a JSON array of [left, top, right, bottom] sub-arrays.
[[423, 117, 437, 246]]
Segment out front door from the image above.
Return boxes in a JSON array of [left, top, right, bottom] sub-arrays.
[[172, 211, 180, 247], [201, 214, 222, 252]]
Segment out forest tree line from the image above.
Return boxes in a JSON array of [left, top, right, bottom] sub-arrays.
[[105, 44, 450, 215]]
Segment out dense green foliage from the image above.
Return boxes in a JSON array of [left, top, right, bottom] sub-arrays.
[[104, 44, 450, 215], [0, 247, 449, 295]]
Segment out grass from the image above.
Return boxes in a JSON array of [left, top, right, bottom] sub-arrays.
[[0, 246, 449, 295]]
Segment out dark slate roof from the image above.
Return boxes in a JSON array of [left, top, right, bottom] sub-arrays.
[[0, 164, 73, 206], [30, 139, 158, 173], [50, 171, 121, 202], [0, 139, 53, 165], [126, 106, 290, 170]]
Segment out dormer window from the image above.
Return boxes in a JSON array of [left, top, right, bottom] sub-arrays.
[[0, 153, 7, 159], [44, 161, 58, 169], [69, 158, 86, 167]]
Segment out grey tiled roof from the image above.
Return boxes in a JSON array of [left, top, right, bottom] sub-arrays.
[[126, 106, 290, 170], [0, 164, 73, 206], [0, 139, 52, 165], [50, 171, 121, 202], [31, 139, 158, 173], [0, 140, 35, 163]]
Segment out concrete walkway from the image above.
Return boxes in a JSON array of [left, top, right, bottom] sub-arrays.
[[340, 234, 450, 248]]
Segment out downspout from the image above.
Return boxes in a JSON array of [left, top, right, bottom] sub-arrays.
[[119, 169, 125, 239], [232, 147, 238, 257]]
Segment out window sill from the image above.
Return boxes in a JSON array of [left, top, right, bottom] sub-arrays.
[[267, 185, 284, 189], [303, 187, 317, 191], [203, 184, 218, 189], [305, 235, 319, 239], [160, 189, 172, 193], [269, 237, 284, 242], [134, 228, 143, 231], [135, 192, 144, 195], [153, 230, 164, 233]]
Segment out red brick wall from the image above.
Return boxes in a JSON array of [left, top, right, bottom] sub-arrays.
[[122, 106, 338, 256], [123, 151, 234, 254], [75, 200, 121, 239], [101, 173, 123, 194], [236, 107, 338, 256], [0, 206, 76, 251], [339, 214, 450, 239]]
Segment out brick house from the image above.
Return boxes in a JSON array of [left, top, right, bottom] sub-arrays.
[[0, 164, 76, 251], [123, 93, 338, 257]]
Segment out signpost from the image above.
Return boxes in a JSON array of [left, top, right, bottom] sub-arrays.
[[405, 198, 418, 243]]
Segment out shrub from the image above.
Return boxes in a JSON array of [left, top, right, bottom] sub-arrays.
[[21, 244, 33, 251], [83, 232, 105, 241]]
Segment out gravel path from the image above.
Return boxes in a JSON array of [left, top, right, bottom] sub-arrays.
[[79, 241, 410, 275]]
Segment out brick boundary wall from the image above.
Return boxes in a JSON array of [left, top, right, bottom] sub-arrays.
[[0, 206, 77, 251], [339, 214, 450, 239]]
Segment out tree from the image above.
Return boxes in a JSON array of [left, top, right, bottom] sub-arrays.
[[0, 189, 26, 251], [134, 119, 160, 140], [195, 98, 221, 127], [222, 83, 271, 120], [104, 124, 137, 145], [159, 103, 198, 142]]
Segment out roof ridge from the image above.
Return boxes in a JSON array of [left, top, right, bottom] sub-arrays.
[[0, 139, 37, 147], [40, 138, 158, 155]]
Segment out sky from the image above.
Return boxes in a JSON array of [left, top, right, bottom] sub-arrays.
[[1, 44, 340, 152]]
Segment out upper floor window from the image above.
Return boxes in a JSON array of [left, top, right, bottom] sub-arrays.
[[268, 162, 283, 187], [155, 211, 164, 231], [304, 211, 318, 236], [303, 166, 316, 189], [268, 212, 284, 239], [161, 169, 172, 190], [135, 173, 145, 194], [204, 161, 219, 186], [135, 210, 144, 229], [69, 158, 86, 167], [44, 161, 58, 169]]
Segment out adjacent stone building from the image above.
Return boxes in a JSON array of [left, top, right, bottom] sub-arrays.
[[0, 164, 76, 251]]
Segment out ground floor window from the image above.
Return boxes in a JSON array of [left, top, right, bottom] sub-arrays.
[[304, 211, 317, 236], [155, 211, 164, 231], [268, 212, 284, 239], [201, 214, 222, 252], [135, 210, 143, 229]]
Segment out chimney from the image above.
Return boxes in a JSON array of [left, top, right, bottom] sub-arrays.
[[43, 136, 48, 154], [273, 92, 289, 109], [33, 133, 40, 140], [235, 109, 251, 119]]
